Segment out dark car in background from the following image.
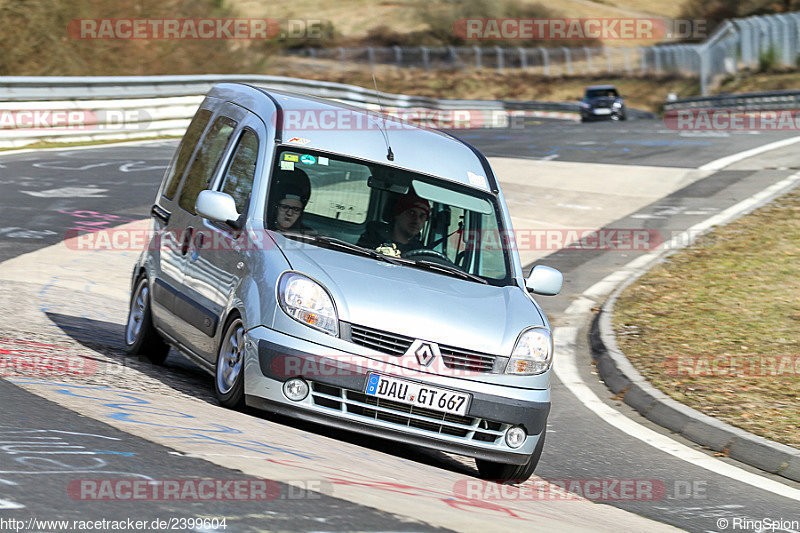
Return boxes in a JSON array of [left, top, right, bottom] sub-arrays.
[[580, 85, 626, 122]]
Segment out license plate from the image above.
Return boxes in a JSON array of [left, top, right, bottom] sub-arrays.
[[365, 373, 471, 416], [593, 108, 611, 115]]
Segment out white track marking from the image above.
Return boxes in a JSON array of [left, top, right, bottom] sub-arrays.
[[699, 136, 800, 171], [0, 498, 24, 509], [553, 170, 800, 500], [554, 326, 800, 501]]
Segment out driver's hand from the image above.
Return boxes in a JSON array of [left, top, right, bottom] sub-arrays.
[[375, 243, 401, 257]]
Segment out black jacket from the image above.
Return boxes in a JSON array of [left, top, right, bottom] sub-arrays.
[[356, 221, 423, 253]]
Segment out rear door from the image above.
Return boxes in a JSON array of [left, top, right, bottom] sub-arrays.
[[149, 101, 215, 339], [181, 111, 265, 359], [152, 105, 240, 348]]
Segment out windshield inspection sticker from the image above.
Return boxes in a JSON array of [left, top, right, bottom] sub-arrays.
[[280, 161, 295, 171], [300, 154, 316, 165], [468, 171, 487, 189], [283, 154, 299, 162], [318, 156, 329, 166], [286, 137, 311, 145]]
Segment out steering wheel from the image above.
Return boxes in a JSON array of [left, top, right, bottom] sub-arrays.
[[402, 248, 456, 266]]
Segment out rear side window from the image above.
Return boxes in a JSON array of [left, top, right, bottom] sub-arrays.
[[178, 115, 237, 214], [162, 109, 212, 200], [220, 129, 259, 214]]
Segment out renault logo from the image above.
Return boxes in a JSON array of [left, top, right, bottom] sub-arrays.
[[405, 339, 440, 367]]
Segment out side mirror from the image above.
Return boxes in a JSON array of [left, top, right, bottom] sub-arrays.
[[196, 190, 240, 227], [526, 265, 563, 296]]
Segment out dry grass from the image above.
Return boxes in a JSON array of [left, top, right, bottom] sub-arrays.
[[230, 0, 683, 41], [719, 70, 800, 93], [0, 0, 272, 76], [613, 188, 800, 449]]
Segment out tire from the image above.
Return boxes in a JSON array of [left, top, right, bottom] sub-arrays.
[[215, 315, 245, 409], [475, 427, 546, 483], [125, 276, 170, 364]]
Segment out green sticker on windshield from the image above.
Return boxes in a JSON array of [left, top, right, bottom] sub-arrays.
[[300, 154, 316, 165]]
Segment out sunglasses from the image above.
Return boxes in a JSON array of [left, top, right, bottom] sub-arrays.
[[278, 203, 303, 214]]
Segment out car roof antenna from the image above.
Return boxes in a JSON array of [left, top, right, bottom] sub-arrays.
[[371, 73, 395, 161]]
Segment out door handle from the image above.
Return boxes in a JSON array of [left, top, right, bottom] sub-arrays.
[[151, 204, 170, 224], [180, 227, 194, 256]]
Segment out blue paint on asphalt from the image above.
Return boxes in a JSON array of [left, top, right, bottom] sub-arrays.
[[526, 145, 632, 155], [613, 140, 713, 146], [92, 449, 137, 456]]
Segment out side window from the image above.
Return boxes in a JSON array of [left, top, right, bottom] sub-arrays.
[[162, 109, 212, 200], [178, 115, 237, 214], [219, 130, 258, 213]]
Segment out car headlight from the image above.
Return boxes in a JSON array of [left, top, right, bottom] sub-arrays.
[[506, 327, 552, 375], [580, 102, 590, 109], [278, 272, 339, 336], [612, 101, 623, 108]]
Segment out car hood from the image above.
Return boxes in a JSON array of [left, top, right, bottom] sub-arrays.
[[277, 238, 545, 355]]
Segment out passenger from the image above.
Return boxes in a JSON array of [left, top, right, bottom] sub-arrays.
[[358, 191, 430, 254], [268, 168, 312, 232]]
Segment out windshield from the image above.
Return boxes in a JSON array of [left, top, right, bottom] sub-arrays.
[[586, 88, 619, 99], [266, 147, 512, 285]]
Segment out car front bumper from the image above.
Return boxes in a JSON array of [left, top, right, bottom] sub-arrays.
[[242, 326, 549, 465]]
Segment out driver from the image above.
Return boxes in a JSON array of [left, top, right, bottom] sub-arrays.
[[357, 191, 430, 254]]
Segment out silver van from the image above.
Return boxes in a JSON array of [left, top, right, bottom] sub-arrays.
[[125, 83, 563, 481]]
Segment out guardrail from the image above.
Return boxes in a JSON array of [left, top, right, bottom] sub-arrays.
[[0, 75, 594, 149]]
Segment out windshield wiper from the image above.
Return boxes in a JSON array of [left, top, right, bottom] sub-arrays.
[[280, 232, 486, 283], [280, 232, 408, 265], [411, 260, 488, 284]]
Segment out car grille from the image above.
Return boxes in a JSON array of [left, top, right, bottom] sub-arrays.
[[349, 324, 413, 356], [310, 382, 507, 443], [347, 323, 498, 373], [439, 346, 496, 372]]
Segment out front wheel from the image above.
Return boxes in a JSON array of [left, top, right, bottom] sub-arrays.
[[475, 427, 546, 482], [215, 316, 245, 409], [125, 276, 169, 364]]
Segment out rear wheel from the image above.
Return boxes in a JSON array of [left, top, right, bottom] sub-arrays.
[[475, 427, 546, 482], [215, 316, 245, 409], [125, 276, 169, 364]]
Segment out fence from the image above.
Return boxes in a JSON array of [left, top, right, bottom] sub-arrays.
[[287, 11, 800, 95], [291, 46, 646, 77]]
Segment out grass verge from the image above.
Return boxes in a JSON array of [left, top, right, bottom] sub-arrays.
[[613, 187, 800, 449]]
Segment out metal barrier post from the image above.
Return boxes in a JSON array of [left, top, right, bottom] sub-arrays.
[[539, 47, 550, 76], [563, 47, 573, 75]]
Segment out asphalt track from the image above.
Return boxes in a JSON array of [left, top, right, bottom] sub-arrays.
[[0, 119, 798, 532]]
